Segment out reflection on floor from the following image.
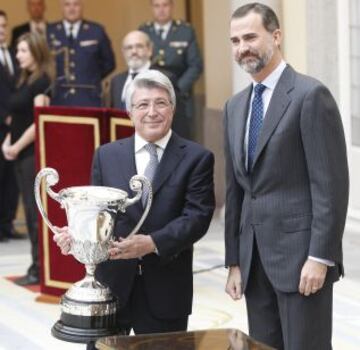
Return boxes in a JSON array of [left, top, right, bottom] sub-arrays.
[[0, 214, 359, 350]]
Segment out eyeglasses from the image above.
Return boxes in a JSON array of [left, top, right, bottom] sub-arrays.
[[132, 99, 172, 111], [123, 43, 147, 51]]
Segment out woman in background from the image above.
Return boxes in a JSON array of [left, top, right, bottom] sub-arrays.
[[2, 32, 54, 286]]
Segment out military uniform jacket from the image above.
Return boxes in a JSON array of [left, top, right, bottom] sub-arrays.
[[139, 20, 202, 95], [47, 20, 115, 107]]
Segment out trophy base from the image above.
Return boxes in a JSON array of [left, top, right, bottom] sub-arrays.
[[52, 318, 121, 343], [52, 288, 121, 343]]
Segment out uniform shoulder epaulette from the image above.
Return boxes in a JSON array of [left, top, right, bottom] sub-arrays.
[[175, 19, 190, 26], [141, 21, 153, 28]]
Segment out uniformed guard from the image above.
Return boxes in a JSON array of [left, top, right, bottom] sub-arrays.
[[139, 0, 203, 127], [47, 0, 115, 107]]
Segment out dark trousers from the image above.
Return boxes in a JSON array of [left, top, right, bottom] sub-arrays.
[[245, 242, 333, 350], [86, 273, 188, 350], [14, 154, 39, 276], [122, 273, 188, 334], [0, 144, 19, 238]]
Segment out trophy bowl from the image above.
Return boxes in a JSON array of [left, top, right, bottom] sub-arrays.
[[34, 167, 152, 343]]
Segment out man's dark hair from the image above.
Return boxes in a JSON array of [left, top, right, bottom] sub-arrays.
[[232, 2, 280, 33], [0, 10, 7, 19]]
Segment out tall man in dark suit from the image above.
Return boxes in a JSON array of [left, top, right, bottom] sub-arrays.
[[47, 0, 115, 107], [10, 0, 47, 49], [0, 10, 20, 242], [224, 3, 349, 350], [140, 0, 202, 127], [54, 70, 215, 335]]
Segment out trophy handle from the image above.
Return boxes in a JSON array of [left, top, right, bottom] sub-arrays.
[[124, 175, 152, 238], [34, 167, 62, 234]]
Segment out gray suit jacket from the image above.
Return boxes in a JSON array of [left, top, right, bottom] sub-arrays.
[[224, 65, 349, 293]]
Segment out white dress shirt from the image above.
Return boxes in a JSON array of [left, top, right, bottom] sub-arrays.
[[154, 21, 172, 40], [30, 20, 46, 35], [0, 44, 14, 75], [63, 20, 82, 39], [121, 61, 151, 103], [134, 129, 172, 176]]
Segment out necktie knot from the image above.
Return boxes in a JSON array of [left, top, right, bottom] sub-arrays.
[[144, 143, 158, 158], [131, 72, 138, 80], [254, 83, 266, 96]]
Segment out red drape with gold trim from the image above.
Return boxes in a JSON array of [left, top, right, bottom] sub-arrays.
[[34, 106, 133, 297]]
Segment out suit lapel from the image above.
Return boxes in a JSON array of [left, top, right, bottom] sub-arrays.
[[152, 133, 186, 194], [252, 65, 295, 168], [115, 136, 137, 188], [232, 85, 252, 178], [114, 133, 185, 214]]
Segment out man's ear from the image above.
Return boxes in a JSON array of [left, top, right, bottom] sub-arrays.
[[273, 29, 282, 48]]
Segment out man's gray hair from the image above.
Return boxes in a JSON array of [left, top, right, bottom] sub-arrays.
[[125, 70, 176, 112]]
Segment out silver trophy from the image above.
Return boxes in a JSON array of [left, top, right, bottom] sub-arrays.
[[34, 167, 152, 343]]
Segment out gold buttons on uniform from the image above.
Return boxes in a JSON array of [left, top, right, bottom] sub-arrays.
[[70, 49, 75, 55], [70, 62, 75, 68], [159, 60, 165, 66], [69, 88, 76, 94], [159, 49, 164, 55], [70, 75, 76, 81]]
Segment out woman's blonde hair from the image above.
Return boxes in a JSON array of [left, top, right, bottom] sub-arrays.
[[17, 31, 55, 87]]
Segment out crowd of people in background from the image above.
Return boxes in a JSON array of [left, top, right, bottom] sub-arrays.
[[0, 2, 349, 349], [0, 0, 202, 285]]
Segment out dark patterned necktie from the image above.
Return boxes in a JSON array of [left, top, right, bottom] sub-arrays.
[[142, 143, 159, 206], [248, 83, 266, 171]]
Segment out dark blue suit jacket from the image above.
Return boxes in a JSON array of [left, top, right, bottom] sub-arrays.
[[47, 20, 115, 107], [93, 132, 215, 318]]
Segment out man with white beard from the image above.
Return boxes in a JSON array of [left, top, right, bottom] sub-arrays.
[[110, 31, 153, 110], [110, 30, 189, 138]]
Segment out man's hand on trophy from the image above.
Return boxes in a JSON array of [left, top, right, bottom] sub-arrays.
[[53, 226, 72, 255], [108, 234, 157, 259]]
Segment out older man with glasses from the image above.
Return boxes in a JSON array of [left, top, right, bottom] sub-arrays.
[[54, 70, 215, 339]]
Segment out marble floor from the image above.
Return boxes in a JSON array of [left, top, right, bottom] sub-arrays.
[[0, 213, 359, 350]]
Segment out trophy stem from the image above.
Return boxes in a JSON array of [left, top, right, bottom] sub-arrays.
[[85, 264, 95, 278]]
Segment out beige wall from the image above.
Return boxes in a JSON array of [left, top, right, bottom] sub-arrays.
[[2, 0, 186, 73], [281, 0, 307, 74], [203, 0, 232, 110]]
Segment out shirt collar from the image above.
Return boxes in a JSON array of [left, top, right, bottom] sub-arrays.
[[134, 129, 172, 153], [252, 60, 287, 90], [154, 21, 172, 32], [63, 20, 82, 32], [129, 61, 151, 75], [30, 21, 46, 29]]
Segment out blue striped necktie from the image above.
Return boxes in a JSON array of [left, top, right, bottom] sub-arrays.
[[142, 143, 159, 206], [248, 83, 266, 171]]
